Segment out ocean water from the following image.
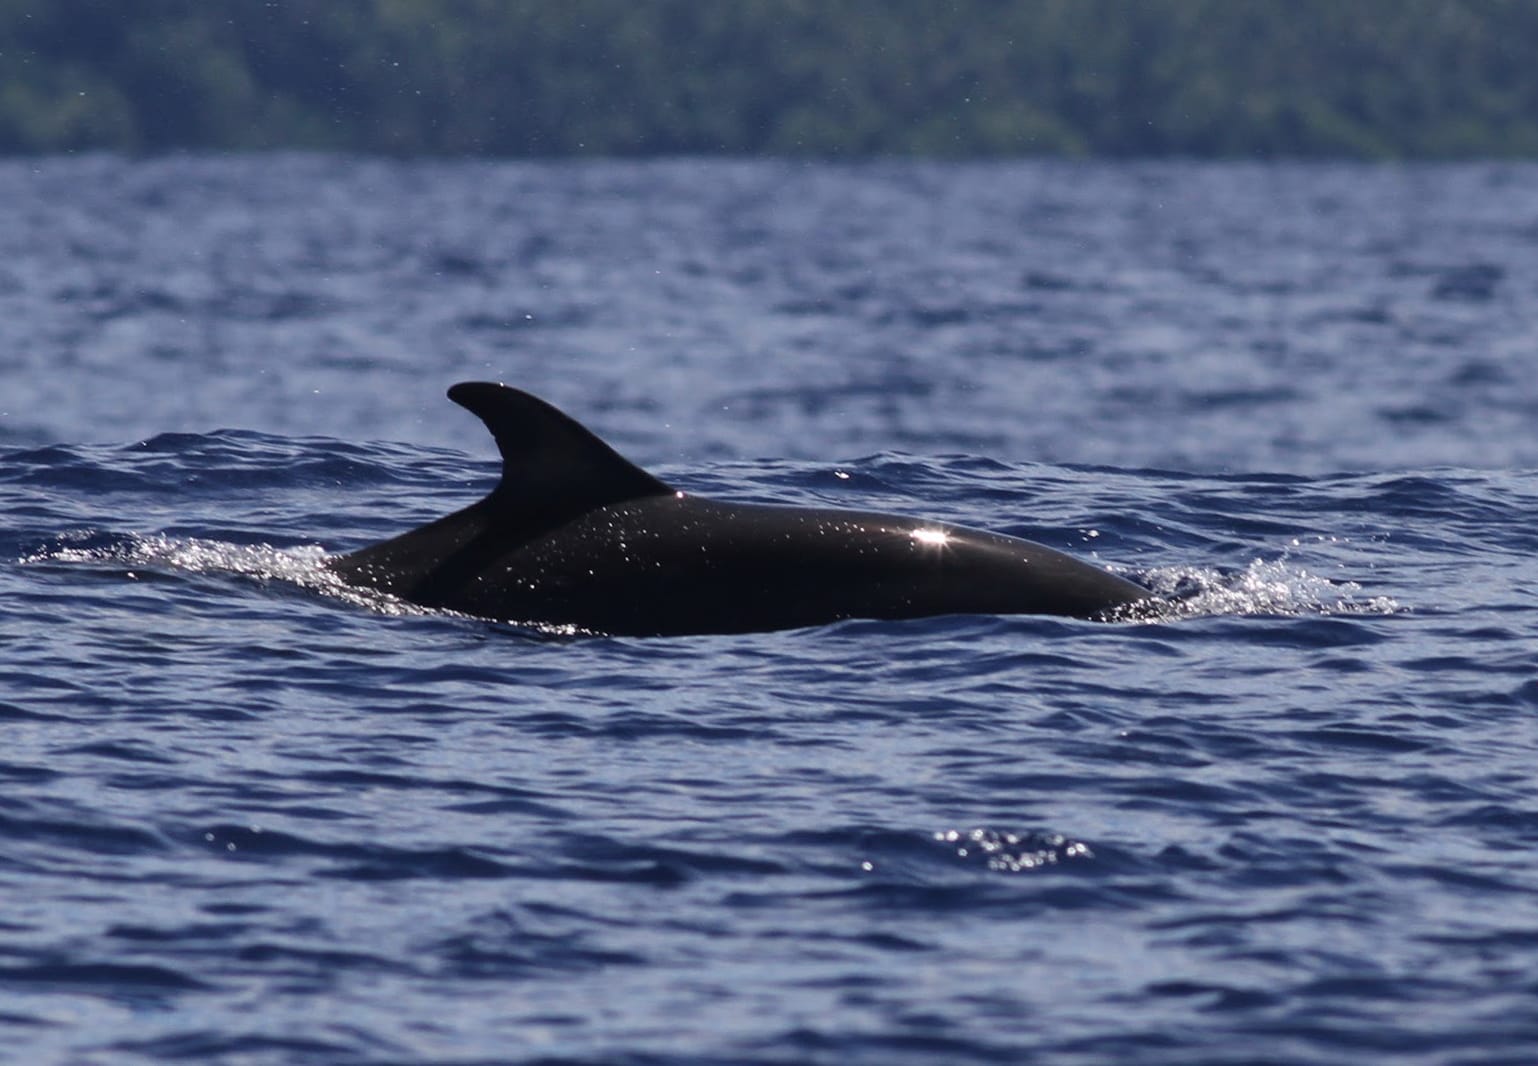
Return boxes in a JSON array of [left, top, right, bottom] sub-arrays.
[[2, 155, 1537, 1064]]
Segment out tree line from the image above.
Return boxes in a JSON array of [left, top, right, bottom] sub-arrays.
[[3, 0, 1537, 157]]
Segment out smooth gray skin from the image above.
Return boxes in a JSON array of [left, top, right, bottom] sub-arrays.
[[327, 383, 1154, 636]]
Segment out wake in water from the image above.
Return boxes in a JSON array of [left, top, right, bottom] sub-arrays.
[[20, 530, 1400, 630], [17, 530, 605, 635], [18, 530, 421, 618]]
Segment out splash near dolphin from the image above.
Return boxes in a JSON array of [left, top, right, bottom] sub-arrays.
[[327, 384, 1154, 635]]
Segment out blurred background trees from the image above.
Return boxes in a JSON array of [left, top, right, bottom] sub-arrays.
[[4, 0, 1536, 156]]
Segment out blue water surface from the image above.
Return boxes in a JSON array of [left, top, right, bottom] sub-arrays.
[[2, 156, 1537, 1065]]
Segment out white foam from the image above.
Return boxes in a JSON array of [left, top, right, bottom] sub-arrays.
[[1124, 556, 1401, 621]]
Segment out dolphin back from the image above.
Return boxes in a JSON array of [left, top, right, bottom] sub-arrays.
[[327, 383, 1157, 633]]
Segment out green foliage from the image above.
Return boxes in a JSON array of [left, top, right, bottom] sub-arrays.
[[2, 0, 1537, 156]]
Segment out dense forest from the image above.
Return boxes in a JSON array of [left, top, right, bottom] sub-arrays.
[[3, 0, 1537, 158]]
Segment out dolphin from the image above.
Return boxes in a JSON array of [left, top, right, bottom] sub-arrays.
[[326, 383, 1155, 635]]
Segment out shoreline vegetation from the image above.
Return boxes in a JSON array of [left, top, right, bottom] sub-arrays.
[[4, 0, 1537, 159]]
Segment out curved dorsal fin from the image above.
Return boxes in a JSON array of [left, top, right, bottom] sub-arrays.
[[448, 382, 673, 529]]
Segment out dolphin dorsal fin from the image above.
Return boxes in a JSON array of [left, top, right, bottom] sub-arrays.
[[448, 382, 673, 530]]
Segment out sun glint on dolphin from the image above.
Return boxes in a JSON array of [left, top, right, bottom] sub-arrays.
[[326, 383, 1155, 635]]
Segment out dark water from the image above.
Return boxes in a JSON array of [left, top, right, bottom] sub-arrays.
[[2, 156, 1537, 1064]]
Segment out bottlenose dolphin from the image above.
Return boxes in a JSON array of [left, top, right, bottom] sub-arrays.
[[327, 383, 1154, 635]]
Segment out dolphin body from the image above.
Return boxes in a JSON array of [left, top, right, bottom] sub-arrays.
[[327, 383, 1154, 636]]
